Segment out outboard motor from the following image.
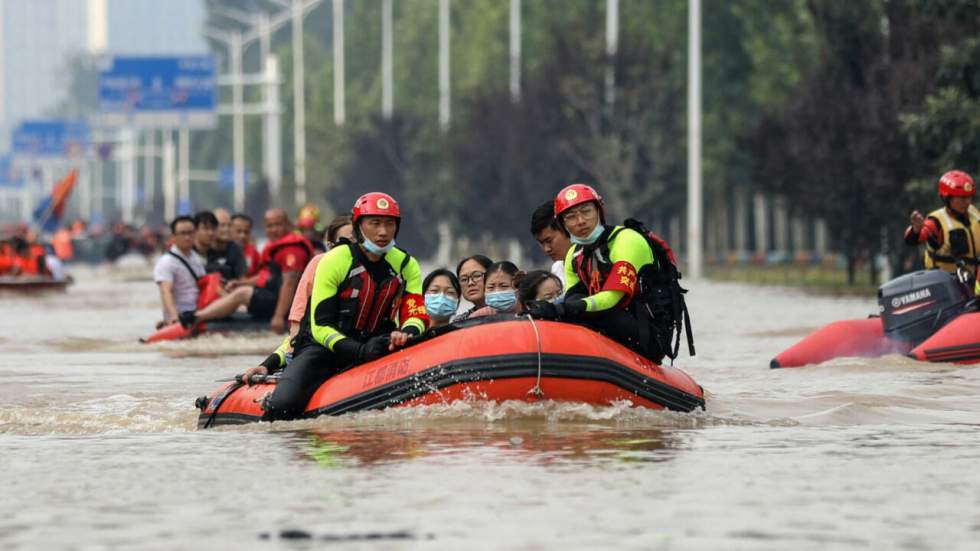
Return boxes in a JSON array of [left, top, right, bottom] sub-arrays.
[[878, 270, 971, 345]]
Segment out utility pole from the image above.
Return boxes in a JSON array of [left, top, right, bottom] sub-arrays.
[[686, 0, 703, 279], [605, 0, 619, 109], [164, 129, 177, 220], [509, 0, 521, 102], [142, 130, 155, 215], [264, 55, 283, 201], [230, 30, 246, 212], [382, 0, 393, 118], [293, 0, 308, 205], [438, 0, 450, 130], [176, 128, 188, 216]]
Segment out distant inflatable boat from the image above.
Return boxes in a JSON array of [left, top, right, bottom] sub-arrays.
[[141, 312, 271, 343], [772, 270, 980, 368], [196, 316, 705, 428], [0, 275, 73, 292]]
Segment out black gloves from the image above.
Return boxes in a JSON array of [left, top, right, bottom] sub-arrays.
[[525, 299, 587, 321], [333, 334, 391, 363]]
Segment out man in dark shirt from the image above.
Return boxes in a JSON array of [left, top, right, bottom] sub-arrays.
[[207, 208, 247, 280]]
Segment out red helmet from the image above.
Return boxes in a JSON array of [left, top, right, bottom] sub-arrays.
[[938, 170, 975, 198], [351, 192, 401, 224], [554, 183, 605, 221]]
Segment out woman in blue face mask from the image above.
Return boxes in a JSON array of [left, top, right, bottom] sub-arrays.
[[422, 268, 461, 330], [469, 261, 523, 318]]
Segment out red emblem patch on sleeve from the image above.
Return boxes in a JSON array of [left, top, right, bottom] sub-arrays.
[[602, 260, 637, 301], [399, 293, 430, 329]]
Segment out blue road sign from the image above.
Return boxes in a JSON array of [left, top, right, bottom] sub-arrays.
[[98, 55, 217, 128], [219, 165, 251, 191], [177, 199, 193, 216], [12, 120, 90, 157]]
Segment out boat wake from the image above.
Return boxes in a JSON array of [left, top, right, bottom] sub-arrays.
[[0, 394, 198, 435], [142, 331, 281, 357]]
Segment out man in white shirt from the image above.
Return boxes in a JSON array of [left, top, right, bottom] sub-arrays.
[[530, 200, 571, 286], [153, 215, 206, 326]]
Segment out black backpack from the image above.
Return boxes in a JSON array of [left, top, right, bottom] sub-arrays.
[[606, 218, 695, 362]]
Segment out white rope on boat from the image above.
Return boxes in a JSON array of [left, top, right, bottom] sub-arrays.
[[526, 314, 545, 398]]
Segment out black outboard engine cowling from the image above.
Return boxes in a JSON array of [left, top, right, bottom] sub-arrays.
[[878, 270, 970, 345]]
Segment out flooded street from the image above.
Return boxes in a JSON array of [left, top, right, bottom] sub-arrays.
[[3, 265, 980, 550]]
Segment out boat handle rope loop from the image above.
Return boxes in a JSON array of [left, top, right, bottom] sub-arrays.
[[524, 314, 545, 398]]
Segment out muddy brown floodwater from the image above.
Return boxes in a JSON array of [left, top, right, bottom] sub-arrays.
[[2, 265, 979, 550]]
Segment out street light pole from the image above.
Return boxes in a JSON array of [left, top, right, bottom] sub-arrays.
[[264, 54, 283, 200], [382, 0, 393, 118], [509, 0, 520, 102], [686, 0, 703, 279], [438, 0, 450, 130], [332, 0, 345, 126], [606, 0, 619, 109], [231, 30, 246, 212], [293, 0, 308, 206]]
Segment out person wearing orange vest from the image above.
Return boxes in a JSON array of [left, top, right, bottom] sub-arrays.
[[180, 208, 313, 333], [51, 227, 74, 261], [10, 237, 49, 277], [906, 170, 980, 282], [0, 240, 14, 275]]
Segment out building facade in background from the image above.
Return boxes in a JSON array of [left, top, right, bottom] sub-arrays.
[[0, 0, 206, 148]]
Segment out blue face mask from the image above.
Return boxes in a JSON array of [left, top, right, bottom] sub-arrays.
[[485, 290, 517, 312], [570, 224, 604, 246], [362, 238, 395, 255], [425, 293, 459, 320]]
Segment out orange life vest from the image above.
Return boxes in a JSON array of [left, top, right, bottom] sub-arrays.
[[256, 233, 314, 288]]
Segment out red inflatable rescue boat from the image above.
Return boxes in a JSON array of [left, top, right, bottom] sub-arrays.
[[141, 313, 271, 343], [196, 316, 705, 428], [141, 274, 268, 343], [772, 270, 980, 368]]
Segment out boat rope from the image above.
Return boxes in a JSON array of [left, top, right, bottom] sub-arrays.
[[525, 314, 545, 398]]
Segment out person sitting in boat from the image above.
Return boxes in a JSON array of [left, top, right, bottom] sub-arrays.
[[469, 261, 524, 318], [452, 254, 493, 322], [207, 208, 247, 280], [179, 208, 314, 334], [530, 201, 571, 287], [325, 215, 354, 250], [240, 216, 362, 382], [191, 211, 218, 271], [230, 213, 262, 277], [423, 268, 461, 329], [153, 216, 205, 328], [260, 192, 429, 421], [906, 170, 980, 281], [517, 270, 564, 308], [43, 243, 67, 281], [525, 183, 667, 362], [8, 235, 48, 277], [297, 203, 328, 254]]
